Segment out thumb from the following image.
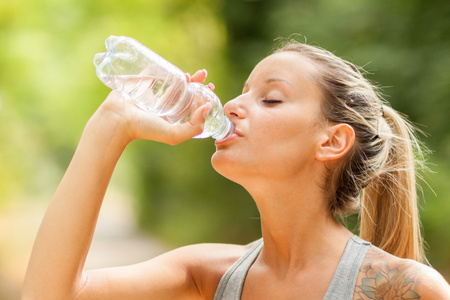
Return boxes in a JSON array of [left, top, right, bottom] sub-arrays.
[[167, 103, 212, 145], [190, 102, 212, 126]]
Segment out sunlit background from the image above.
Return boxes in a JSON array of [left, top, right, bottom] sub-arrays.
[[1, 0, 449, 298]]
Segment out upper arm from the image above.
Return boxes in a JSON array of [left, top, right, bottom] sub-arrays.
[[76, 246, 203, 300], [74, 242, 248, 300]]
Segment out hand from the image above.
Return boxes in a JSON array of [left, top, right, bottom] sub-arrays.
[[91, 69, 213, 146]]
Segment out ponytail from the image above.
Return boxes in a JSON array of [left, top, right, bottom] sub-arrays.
[[360, 105, 426, 262]]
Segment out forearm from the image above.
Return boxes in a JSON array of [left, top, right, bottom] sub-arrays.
[[22, 82, 209, 299], [22, 111, 129, 299]]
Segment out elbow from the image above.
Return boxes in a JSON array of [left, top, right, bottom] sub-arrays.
[[21, 288, 43, 300], [21, 272, 86, 300], [21, 286, 78, 300]]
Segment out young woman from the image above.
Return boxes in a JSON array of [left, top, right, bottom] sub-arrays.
[[22, 41, 450, 299]]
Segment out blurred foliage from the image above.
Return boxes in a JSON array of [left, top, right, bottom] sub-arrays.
[[0, 0, 448, 279]]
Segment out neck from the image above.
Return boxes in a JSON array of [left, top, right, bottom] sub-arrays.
[[244, 174, 353, 275]]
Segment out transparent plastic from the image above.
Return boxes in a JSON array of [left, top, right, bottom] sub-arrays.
[[93, 35, 234, 141]]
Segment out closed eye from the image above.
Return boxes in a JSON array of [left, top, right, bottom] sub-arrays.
[[262, 100, 282, 105]]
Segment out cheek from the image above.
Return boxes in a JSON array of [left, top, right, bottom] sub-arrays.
[[211, 111, 321, 179], [256, 117, 319, 168]]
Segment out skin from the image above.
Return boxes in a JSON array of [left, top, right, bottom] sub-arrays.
[[22, 54, 450, 300]]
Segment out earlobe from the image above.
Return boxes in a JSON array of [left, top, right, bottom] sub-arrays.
[[316, 124, 355, 161]]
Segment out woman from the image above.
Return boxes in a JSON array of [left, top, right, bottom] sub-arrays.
[[22, 40, 450, 299]]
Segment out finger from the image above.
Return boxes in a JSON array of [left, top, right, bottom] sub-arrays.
[[185, 72, 191, 82], [207, 82, 215, 90], [191, 102, 212, 125], [165, 103, 211, 145], [190, 69, 207, 84]]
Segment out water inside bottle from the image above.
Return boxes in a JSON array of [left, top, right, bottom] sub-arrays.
[[99, 74, 187, 116]]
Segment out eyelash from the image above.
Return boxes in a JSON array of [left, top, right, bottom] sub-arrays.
[[262, 100, 282, 105]]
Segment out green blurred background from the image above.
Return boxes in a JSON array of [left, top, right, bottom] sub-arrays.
[[1, 0, 449, 296]]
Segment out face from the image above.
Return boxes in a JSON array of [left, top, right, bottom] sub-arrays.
[[211, 51, 327, 185]]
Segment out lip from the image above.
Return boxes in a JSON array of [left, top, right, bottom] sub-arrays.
[[215, 129, 243, 146]]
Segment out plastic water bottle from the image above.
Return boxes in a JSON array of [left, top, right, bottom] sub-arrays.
[[93, 35, 234, 141]]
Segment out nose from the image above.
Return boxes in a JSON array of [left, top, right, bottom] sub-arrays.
[[224, 96, 246, 119]]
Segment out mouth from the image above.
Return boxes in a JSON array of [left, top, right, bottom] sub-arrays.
[[214, 129, 243, 146]]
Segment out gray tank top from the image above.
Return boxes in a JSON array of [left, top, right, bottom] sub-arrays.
[[213, 235, 370, 300]]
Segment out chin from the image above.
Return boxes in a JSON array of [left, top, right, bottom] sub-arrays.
[[211, 150, 245, 183]]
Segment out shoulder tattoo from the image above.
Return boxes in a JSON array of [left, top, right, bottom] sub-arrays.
[[354, 246, 421, 300]]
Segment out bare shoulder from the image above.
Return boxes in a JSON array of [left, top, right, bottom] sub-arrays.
[[354, 245, 450, 300], [175, 240, 257, 299]]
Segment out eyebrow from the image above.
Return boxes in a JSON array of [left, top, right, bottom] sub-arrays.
[[243, 77, 292, 91]]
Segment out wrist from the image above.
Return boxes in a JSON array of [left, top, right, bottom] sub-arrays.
[[83, 104, 132, 153]]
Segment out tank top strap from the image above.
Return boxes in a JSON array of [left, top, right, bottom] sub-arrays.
[[213, 238, 264, 300], [323, 235, 371, 299]]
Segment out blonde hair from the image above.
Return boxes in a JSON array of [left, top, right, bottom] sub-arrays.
[[275, 41, 426, 262]]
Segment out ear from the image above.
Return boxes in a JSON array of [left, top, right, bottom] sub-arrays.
[[316, 123, 355, 162]]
